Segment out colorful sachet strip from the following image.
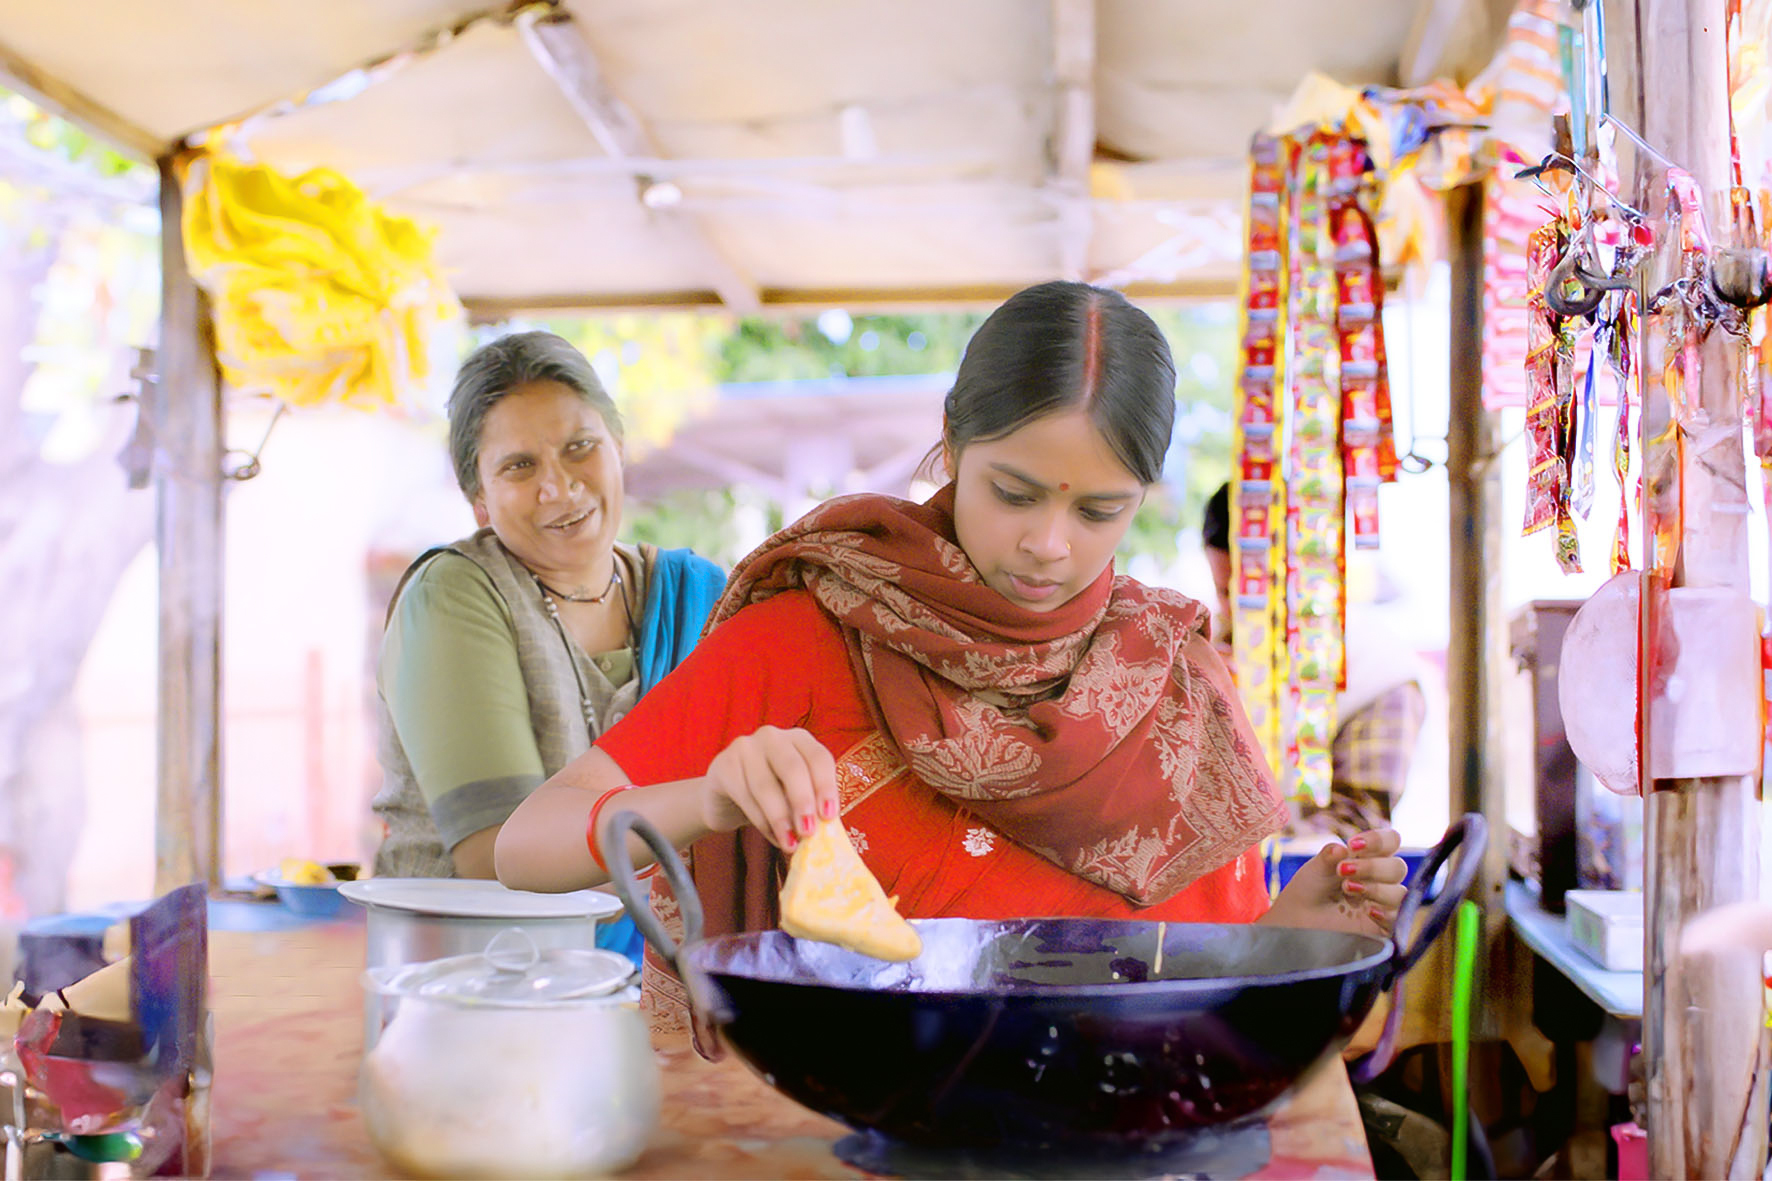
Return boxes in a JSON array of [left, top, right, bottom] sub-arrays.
[[1230, 131, 1397, 806]]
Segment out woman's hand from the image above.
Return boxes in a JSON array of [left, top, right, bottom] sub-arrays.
[[702, 726, 840, 851], [1258, 828, 1408, 938]]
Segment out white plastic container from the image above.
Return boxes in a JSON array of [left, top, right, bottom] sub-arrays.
[[1565, 889, 1644, 972]]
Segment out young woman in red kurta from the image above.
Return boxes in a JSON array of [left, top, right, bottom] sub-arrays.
[[496, 281, 1407, 1032]]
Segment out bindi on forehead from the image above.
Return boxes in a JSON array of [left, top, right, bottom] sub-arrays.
[[1059, 482, 1070, 491]]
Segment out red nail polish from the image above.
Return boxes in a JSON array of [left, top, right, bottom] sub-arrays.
[[784, 832, 799, 851], [1349, 836, 1367, 851], [1338, 861, 1358, 876], [1369, 906, 1388, 922], [800, 812, 815, 835], [821, 798, 837, 821], [1344, 880, 1366, 895]]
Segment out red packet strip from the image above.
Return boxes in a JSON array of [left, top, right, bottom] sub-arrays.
[[1230, 133, 1292, 773], [1522, 222, 1564, 536], [1332, 192, 1389, 551]]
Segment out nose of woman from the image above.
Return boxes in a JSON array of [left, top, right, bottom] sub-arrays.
[[1020, 510, 1070, 564], [536, 459, 582, 503]]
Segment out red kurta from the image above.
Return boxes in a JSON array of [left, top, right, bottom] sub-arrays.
[[597, 590, 1269, 925]]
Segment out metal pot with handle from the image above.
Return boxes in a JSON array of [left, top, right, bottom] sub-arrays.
[[359, 928, 659, 1179], [606, 809, 1485, 1154]]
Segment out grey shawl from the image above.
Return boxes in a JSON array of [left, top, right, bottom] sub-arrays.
[[371, 530, 645, 877]]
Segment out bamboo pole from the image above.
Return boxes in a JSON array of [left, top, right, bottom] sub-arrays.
[[1632, 1, 1768, 1175], [153, 154, 224, 895], [1445, 184, 1510, 960]]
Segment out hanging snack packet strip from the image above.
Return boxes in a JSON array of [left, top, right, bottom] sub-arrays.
[[1604, 291, 1637, 574], [1522, 221, 1565, 537], [1231, 134, 1292, 773], [1331, 142, 1385, 551], [1551, 291, 1583, 575], [1281, 132, 1344, 808]]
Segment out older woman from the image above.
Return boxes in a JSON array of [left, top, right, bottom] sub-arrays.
[[372, 331, 725, 883]]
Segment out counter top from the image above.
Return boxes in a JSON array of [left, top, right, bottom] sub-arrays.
[[1504, 879, 1642, 1019], [207, 910, 1375, 1179]]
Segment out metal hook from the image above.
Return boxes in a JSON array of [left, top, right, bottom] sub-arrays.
[[1545, 224, 1634, 318], [1514, 153, 1645, 222], [222, 400, 287, 481]]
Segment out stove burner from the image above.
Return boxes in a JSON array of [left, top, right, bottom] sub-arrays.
[[831, 1118, 1271, 1179]]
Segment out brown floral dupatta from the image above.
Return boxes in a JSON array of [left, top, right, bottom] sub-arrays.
[[706, 484, 1286, 906]]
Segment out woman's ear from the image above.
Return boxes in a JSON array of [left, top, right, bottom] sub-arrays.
[[472, 496, 491, 528]]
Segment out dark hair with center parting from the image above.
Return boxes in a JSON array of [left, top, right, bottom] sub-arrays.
[[940, 280, 1177, 484], [446, 331, 624, 500]]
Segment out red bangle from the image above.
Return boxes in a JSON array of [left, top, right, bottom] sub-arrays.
[[586, 786, 654, 880]]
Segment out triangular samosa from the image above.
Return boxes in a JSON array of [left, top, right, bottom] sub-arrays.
[[779, 818, 922, 962]]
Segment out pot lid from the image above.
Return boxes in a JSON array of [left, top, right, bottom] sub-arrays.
[[373, 929, 635, 1006], [339, 877, 623, 920]]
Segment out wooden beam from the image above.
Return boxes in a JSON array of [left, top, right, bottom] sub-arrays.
[[0, 37, 162, 159], [1632, 0, 1769, 1176], [517, 10, 761, 315], [1443, 183, 1510, 1009], [153, 154, 225, 895], [1048, 0, 1095, 281], [460, 276, 1241, 320], [1397, 0, 1517, 87], [189, 0, 554, 148]]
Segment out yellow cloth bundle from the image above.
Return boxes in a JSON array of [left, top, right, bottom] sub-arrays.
[[182, 153, 459, 410]]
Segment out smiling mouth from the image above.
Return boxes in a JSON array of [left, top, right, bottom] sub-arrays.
[[546, 508, 592, 530]]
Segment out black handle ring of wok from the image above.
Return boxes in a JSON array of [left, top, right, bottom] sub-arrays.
[[1348, 811, 1488, 1083], [1388, 811, 1487, 979], [602, 807, 703, 967]]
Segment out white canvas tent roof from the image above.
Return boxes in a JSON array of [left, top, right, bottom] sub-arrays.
[[0, 0, 1510, 315]]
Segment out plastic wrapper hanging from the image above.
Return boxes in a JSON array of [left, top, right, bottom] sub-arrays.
[[1603, 293, 1638, 574], [1333, 190, 1393, 551], [1523, 221, 1567, 537], [1552, 293, 1583, 574], [1281, 133, 1344, 808], [1231, 135, 1292, 776], [1571, 352, 1598, 518]]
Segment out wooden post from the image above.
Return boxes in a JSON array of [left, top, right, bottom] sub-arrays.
[[1445, 184, 1510, 949], [1632, 1, 1769, 1175], [153, 154, 224, 895]]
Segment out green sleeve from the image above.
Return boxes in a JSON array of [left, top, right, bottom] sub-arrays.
[[379, 554, 544, 849]]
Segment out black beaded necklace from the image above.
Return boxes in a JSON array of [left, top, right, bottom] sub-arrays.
[[535, 562, 622, 604], [533, 559, 639, 735]]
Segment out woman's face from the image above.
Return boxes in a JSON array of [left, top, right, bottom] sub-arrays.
[[947, 408, 1146, 612], [471, 380, 624, 580]]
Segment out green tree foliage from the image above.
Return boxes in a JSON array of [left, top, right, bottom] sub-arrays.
[[715, 311, 983, 383], [540, 314, 724, 461]]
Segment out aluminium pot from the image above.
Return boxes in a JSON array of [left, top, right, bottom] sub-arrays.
[[605, 809, 1485, 1155], [360, 929, 659, 1179], [338, 877, 624, 1048]]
